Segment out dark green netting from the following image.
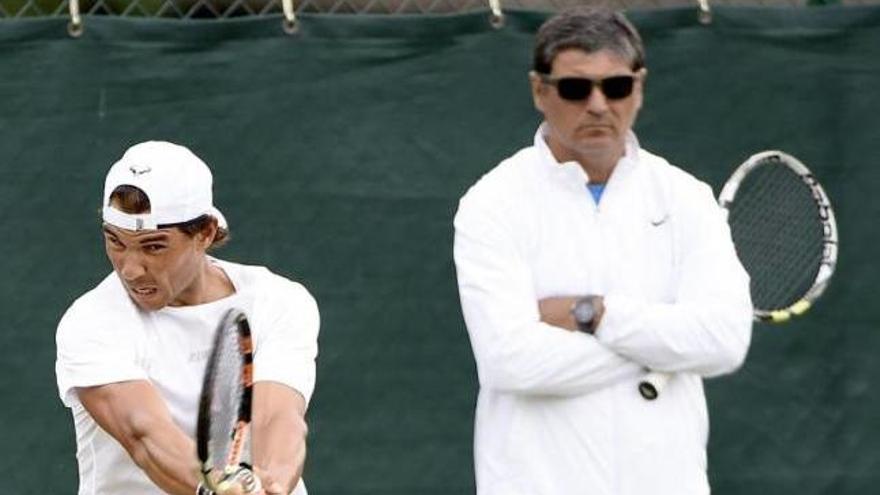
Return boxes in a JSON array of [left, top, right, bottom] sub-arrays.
[[1, 7, 878, 494]]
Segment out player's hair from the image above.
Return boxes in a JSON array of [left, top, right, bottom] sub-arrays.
[[107, 185, 229, 249], [533, 6, 646, 74]]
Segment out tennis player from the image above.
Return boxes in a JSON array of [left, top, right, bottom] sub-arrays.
[[453, 7, 752, 495], [55, 141, 319, 495]]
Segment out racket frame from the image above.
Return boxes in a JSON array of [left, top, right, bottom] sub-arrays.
[[196, 308, 256, 491], [718, 150, 839, 323]]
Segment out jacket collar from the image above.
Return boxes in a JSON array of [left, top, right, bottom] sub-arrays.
[[534, 122, 641, 191]]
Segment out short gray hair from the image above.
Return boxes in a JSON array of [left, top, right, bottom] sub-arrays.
[[533, 7, 645, 74]]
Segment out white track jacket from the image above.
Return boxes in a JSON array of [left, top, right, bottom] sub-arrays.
[[454, 125, 752, 495]]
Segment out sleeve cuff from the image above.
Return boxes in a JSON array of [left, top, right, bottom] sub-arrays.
[[594, 294, 645, 346], [57, 366, 147, 408]]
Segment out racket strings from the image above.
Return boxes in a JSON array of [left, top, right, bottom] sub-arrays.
[[207, 319, 246, 471], [728, 160, 825, 310]]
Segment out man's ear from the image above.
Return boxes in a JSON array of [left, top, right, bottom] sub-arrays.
[[196, 218, 218, 250], [529, 71, 547, 113], [633, 67, 648, 112]]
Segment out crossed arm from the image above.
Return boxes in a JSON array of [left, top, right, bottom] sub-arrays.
[[454, 182, 752, 396], [78, 380, 307, 495]]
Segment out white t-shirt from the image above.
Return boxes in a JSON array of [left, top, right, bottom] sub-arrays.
[[55, 258, 319, 495]]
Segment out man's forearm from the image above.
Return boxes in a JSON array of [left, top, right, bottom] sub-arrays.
[[538, 296, 605, 332], [595, 295, 752, 376], [78, 382, 202, 495], [252, 381, 309, 494], [254, 415, 307, 494], [128, 422, 201, 495]]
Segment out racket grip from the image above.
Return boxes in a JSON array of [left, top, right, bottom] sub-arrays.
[[214, 465, 262, 494], [233, 465, 263, 494], [638, 371, 671, 400]]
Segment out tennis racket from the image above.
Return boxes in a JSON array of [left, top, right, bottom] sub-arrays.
[[638, 150, 839, 400], [196, 308, 262, 493]]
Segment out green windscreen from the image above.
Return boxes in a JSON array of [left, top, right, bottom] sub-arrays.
[[0, 7, 878, 494]]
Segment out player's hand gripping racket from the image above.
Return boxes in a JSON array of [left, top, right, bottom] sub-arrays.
[[197, 308, 262, 494], [638, 150, 839, 400]]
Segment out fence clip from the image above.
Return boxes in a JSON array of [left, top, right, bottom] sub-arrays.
[[282, 0, 298, 34], [68, 0, 83, 38], [697, 0, 712, 25], [488, 0, 504, 29]]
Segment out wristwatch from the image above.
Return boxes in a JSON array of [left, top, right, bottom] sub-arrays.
[[571, 296, 601, 334]]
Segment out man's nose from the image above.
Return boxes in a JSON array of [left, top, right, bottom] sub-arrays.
[[584, 84, 610, 114], [118, 251, 146, 281]]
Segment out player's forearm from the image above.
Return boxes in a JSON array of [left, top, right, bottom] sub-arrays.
[[251, 382, 309, 494], [253, 414, 308, 494], [78, 383, 201, 495], [125, 415, 201, 495]]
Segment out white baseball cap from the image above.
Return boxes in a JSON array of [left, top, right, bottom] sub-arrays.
[[102, 141, 227, 231]]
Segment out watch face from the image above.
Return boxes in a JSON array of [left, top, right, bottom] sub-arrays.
[[573, 299, 596, 324]]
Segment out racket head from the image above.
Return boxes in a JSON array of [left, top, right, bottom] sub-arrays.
[[719, 150, 838, 323], [196, 308, 255, 487]]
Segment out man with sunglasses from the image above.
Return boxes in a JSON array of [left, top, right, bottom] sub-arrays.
[[453, 7, 752, 495]]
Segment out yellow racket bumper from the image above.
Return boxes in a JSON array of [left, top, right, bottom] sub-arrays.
[[791, 300, 812, 315]]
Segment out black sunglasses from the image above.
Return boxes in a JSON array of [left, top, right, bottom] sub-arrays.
[[539, 74, 637, 101]]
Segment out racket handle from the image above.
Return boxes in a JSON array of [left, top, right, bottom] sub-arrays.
[[215, 465, 262, 494], [233, 465, 263, 494], [638, 371, 671, 400]]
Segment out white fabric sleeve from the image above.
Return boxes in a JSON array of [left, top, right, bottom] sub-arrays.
[[596, 183, 753, 378], [454, 193, 643, 397], [55, 304, 146, 408], [253, 279, 320, 406]]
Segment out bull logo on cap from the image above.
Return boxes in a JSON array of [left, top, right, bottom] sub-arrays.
[[129, 164, 152, 176]]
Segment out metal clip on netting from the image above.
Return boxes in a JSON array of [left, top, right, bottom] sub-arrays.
[[697, 0, 712, 25], [488, 0, 504, 29], [68, 0, 83, 37], [282, 0, 298, 34]]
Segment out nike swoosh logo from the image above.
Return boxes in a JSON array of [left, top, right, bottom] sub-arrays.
[[650, 214, 669, 226]]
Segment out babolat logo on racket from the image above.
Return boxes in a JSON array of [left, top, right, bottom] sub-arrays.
[[801, 174, 832, 220], [800, 173, 837, 267]]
